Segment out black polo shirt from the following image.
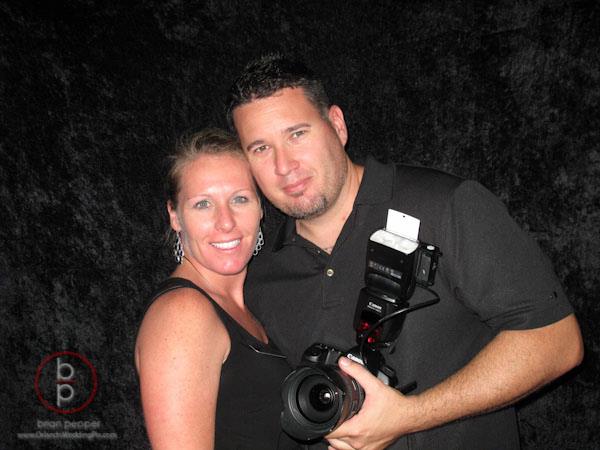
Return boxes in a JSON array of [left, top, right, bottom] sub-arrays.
[[245, 156, 572, 450]]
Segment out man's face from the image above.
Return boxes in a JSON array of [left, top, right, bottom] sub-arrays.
[[232, 87, 349, 220]]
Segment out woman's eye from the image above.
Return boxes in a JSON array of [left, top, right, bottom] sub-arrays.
[[194, 200, 211, 209], [232, 195, 249, 204]]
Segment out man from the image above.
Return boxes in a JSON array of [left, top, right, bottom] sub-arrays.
[[226, 55, 583, 450]]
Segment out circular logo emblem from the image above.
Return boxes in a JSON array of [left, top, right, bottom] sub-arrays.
[[34, 351, 98, 414]]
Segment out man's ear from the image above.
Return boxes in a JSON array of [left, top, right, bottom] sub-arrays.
[[327, 105, 348, 146], [167, 201, 181, 232]]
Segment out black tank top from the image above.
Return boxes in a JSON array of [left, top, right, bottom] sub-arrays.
[[148, 278, 301, 450]]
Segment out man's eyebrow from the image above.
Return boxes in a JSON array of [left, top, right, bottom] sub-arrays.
[[285, 123, 311, 133], [245, 139, 265, 152]]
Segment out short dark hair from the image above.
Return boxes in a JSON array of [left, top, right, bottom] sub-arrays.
[[226, 54, 330, 129], [166, 128, 243, 209]]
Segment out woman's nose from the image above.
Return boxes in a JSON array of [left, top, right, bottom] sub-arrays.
[[215, 206, 235, 232]]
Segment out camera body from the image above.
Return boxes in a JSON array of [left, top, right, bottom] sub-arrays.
[[280, 343, 395, 442], [280, 223, 441, 442]]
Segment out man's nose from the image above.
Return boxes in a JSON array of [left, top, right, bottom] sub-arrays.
[[274, 147, 299, 176]]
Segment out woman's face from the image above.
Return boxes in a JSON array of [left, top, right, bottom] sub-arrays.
[[169, 152, 262, 277]]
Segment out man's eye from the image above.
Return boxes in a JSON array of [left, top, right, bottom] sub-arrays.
[[253, 145, 268, 154], [291, 130, 306, 139], [194, 200, 211, 209]]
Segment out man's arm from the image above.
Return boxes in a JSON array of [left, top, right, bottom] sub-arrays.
[[326, 314, 583, 450]]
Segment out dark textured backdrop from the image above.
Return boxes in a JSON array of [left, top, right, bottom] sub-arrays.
[[1, 0, 598, 448]]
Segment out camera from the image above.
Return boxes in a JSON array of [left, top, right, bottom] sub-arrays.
[[280, 343, 397, 442], [281, 225, 441, 442], [279, 344, 364, 442]]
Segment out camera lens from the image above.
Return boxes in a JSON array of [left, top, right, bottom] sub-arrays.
[[281, 365, 365, 441], [297, 376, 339, 423], [311, 384, 334, 410]]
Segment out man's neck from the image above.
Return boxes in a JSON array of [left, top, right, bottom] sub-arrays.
[[295, 161, 364, 253]]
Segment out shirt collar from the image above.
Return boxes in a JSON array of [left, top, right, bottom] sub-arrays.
[[354, 155, 394, 205], [271, 156, 394, 251]]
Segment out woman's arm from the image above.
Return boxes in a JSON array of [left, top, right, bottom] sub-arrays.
[[135, 289, 230, 450]]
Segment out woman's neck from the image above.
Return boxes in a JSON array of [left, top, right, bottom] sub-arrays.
[[173, 256, 246, 308]]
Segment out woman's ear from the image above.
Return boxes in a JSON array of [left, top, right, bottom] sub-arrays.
[[167, 200, 181, 232]]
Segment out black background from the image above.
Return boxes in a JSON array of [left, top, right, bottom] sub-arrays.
[[1, 1, 598, 448]]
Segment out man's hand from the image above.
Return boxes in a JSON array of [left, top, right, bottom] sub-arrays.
[[325, 357, 417, 450]]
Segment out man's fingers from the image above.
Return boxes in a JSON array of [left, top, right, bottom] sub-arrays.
[[338, 356, 381, 391], [327, 438, 356, 450]]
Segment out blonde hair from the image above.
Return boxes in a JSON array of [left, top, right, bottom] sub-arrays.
[[166, 128, 244, 209]]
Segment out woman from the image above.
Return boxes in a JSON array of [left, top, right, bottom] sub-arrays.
[[135, 129, 299, 449]]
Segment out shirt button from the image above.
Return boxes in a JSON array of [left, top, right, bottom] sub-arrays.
[[326, 268, 334, 277]]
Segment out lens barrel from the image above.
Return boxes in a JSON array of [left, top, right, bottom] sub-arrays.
[[280, 365, 364, 441]]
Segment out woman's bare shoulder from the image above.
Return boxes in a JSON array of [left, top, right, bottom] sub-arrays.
[[136, 286, 229, 368]]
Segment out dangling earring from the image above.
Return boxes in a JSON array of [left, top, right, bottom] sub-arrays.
[[253, 228, 264, 256], [174, 232, 184, 264]]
